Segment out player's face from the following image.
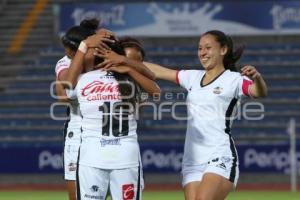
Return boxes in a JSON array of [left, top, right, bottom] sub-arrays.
[[124, 47, 143, 61], [198, 34, 227, 70]]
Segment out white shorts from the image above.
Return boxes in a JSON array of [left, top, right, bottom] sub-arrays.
[[64, 142, 80, 181], [182, 156, 239, 188], [77, 164, 144, 200]]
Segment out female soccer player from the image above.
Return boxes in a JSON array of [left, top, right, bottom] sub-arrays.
[[98, 30, 268, 200], [55, 19, 117, 200], [119, 37, 146, 62], [64, 33, 160, 200]]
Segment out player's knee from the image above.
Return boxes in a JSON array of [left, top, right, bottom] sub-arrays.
[[195, 193, 214, 200]]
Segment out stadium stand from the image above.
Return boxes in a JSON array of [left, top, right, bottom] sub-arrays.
[[1, 43, 300, 145]]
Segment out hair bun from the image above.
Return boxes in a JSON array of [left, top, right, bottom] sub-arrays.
[[79, 18, 100, 31]]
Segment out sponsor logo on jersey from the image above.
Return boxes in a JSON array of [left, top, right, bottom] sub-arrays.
[[81, 81, 121, 101], [83, 185, 104, 199], [213, 86, 223, 94], [122, 184, 134, 200], [68, 163, 77, 171], [216, 162, 227, 170], [81, 81, 119, 96], [84, 193, 103, 199], [90, 185, 99, 192], [68, 131, 74, 138], [221, 156, 231, 163], [105, 71, 114, 77], [100, 138, 121, 147]]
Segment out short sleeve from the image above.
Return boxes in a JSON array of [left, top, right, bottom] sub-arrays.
[[236, 75, 253, 98], [55, 56, 71, 78], [176, 70, 202, 90]]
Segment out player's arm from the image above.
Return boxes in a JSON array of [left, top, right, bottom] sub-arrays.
[[241, 65, 268, 98], [64, 34, 115, 88], [55, 78, 69, 102], [64, 47, 85, 89], [95, 49, 155, 80], [107, 66, 160, 95], [143, 62, 177, 84]]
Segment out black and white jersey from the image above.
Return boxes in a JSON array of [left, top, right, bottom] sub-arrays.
[[55, 56, 82, 143], [68, 70, 139, 169], [176, 69, 253, 166]]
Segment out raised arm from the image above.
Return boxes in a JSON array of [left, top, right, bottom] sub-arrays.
[[107, 65, 160, 96], [95, 49, 155, 80], [143, 62, 177, 84], [241, 65, 268, 98], [127, 68, 160, 95], [93, 41, 178, 84], [55, 79, 69, 102], [64, 47, 86, 89], [63, 34, 114, 88]]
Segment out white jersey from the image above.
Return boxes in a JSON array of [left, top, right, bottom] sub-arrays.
[[55, 56, 82, 143], [176, 69, 253, 166], [68, 70, 140, 169]]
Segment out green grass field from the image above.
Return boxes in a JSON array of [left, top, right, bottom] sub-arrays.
[[0, 190, 299, 200]]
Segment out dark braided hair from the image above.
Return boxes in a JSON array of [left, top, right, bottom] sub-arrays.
[[202, 30, 244, 72]]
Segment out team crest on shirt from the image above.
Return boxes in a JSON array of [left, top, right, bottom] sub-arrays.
[[213, 86, 223, 94], [68, 163, 77, 171], [105, 71, 114, 77], [90, 185, 99, 192]]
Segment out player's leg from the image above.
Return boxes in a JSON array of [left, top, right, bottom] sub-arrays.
[[64, 143, 80, 200], [195, 173, 232, 200], [77, 165, 110, 200], [182, 165, 205, 200], [66, 180, 77, 200], [109, 166, 143, 200], [195, 157, 239, 200], [183, 182, 200, 200]]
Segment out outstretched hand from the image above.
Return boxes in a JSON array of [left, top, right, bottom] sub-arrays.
[[241, 65, 261, 80]]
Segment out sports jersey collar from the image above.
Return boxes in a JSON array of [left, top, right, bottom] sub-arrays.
[[87, 69, 109, 75], [200, 69, 227, 88]]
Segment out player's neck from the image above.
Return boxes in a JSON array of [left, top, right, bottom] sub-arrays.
[[205, 65, 225, 79]]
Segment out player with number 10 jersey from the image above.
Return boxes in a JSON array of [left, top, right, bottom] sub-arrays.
[[70, 70, 140, 169]]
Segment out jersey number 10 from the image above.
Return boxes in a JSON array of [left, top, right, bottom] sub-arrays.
[[99, 102, 130, 137]]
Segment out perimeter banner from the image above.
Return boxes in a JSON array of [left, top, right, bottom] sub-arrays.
[[58, 1, 300, 36], [0, 143, 299, 174]]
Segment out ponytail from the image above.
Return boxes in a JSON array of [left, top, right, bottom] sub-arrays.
[[203, 30, 244, 72], [223, 36, 244, 72]]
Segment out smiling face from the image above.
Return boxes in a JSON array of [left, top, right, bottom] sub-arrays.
[[198, 34, 227, 71]]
